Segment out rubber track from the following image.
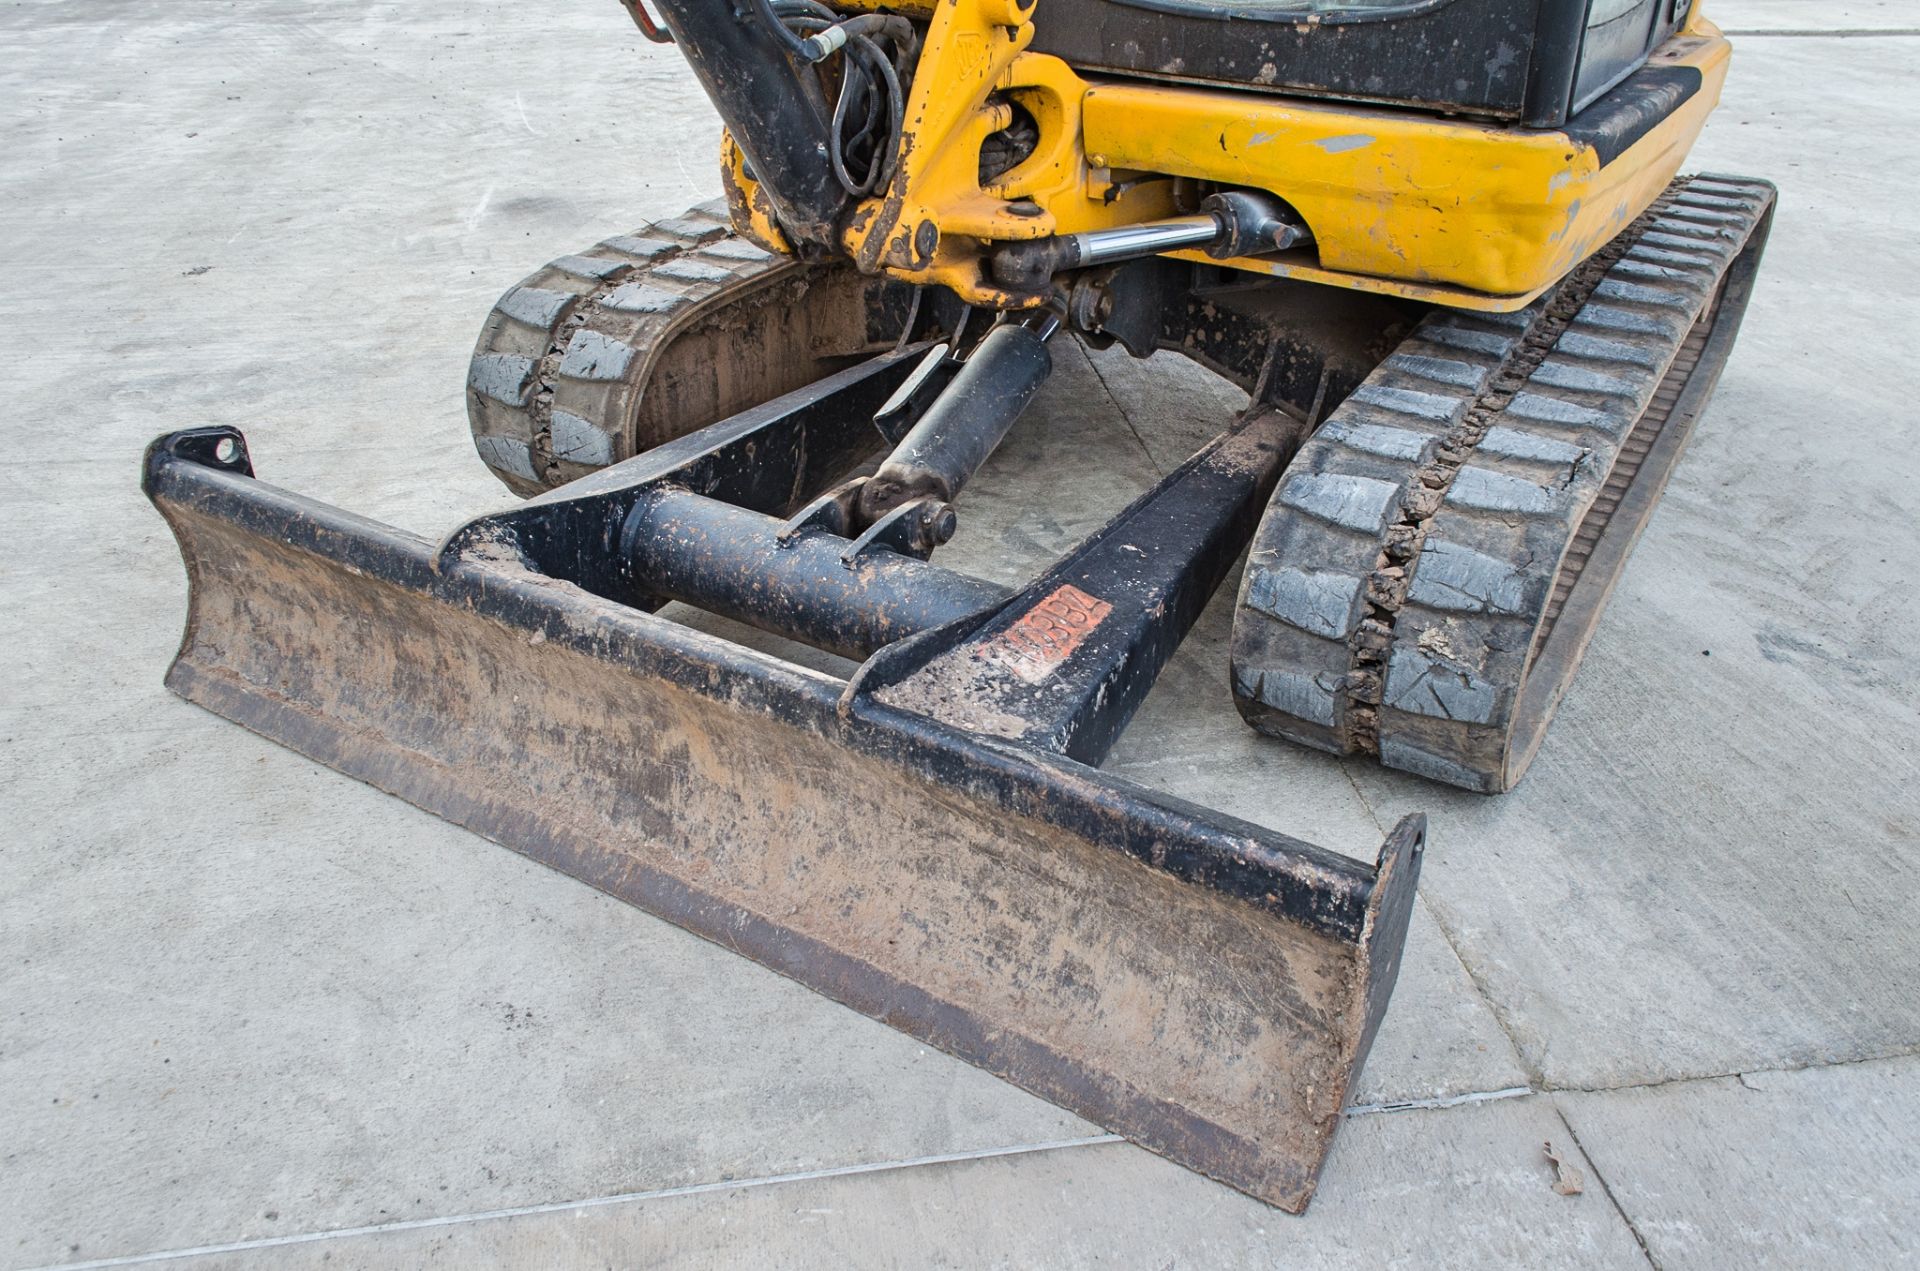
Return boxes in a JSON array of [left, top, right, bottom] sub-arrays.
[[1533, 299, 1716, 652], [1230, 175, 1775, 792], [465, 198, 804, 495]]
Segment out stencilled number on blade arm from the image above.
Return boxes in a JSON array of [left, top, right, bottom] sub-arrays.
[[985, 584, 1114, 684]]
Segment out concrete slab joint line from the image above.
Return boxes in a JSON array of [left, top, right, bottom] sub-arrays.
[[19, 1138, 1127, 1271], [1553, 1107, 1662, 1270], [1345, 1086, 1533, 1116], [34, 1050, 1917, 1271], [1077, 339, 1166, 477]]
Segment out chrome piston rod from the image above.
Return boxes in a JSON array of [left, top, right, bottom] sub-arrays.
[[990, 191, 1308, 292], [1061, 215, 1223, 267]]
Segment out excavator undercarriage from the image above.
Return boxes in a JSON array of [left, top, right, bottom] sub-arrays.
[[144, 0, 1773, 1212]]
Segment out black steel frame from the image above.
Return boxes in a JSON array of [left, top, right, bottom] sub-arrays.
[[140, 279, 1431, 1212], [144, 368, 1416, 933]]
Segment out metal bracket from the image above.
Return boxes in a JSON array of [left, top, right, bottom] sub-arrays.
[[841, 496, 956, 564], [872, 344, 960, 444]]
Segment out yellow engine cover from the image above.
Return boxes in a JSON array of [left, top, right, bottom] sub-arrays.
[[721, 2, 1732, 312], [1087, 30, 1731, 310]]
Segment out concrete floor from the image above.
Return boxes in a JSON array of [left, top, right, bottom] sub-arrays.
[[3, 1, 1917, 1266]]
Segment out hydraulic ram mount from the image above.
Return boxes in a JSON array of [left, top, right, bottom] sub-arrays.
[[143, 338, 1425, 1213]]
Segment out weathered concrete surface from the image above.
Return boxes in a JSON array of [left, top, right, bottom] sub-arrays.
[[1557, 1056, 1920, 1267], [142, 1097, 1648, 1270], [1714, 0, 1916, 31], [1, 1, 1916, 1268]]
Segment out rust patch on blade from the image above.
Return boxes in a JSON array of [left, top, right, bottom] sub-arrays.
[[981, 584, 1113, 685]]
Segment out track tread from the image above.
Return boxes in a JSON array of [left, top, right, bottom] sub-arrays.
[[466, 199, 812, 495], [1231, 175, 1775, 791]]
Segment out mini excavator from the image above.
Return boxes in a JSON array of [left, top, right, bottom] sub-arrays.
[[144, 0, 1772, 1210]]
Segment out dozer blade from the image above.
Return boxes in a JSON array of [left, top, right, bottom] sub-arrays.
[[143, 396, 1424, 1212]]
